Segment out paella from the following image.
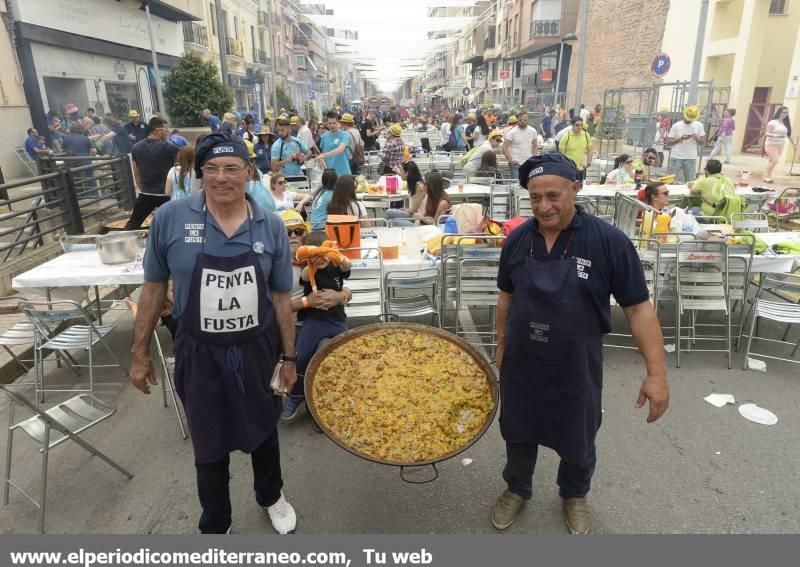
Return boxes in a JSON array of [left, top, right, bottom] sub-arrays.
[[308, 326, 496, 465]]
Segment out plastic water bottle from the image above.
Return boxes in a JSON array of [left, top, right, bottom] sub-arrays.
[[444, 216, 458, 234]]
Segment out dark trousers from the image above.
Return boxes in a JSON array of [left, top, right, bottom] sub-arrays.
[[503, 442, 596, 500], [195, 429, 283, 534], [124, 193, 170, 230], [292, 317, 347, 396], [349, 160, 360, 175]]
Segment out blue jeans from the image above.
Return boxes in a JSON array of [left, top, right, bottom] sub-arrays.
[[503, 442, 596, 500], [509, 164, 520, 183], [293, 317, 347, 396], [669, 158, 697, 184], [385, 208, 414, 226]]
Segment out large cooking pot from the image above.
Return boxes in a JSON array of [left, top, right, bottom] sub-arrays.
[[304, 323, 499, 483], [96, 231, 143, 264]]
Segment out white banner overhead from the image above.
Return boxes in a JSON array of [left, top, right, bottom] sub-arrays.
[[11, 0, 183, 57]]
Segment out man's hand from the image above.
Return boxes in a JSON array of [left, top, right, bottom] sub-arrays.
[[636, 374, 669, 423], [494, 344, 504, 368], [315, 155, 327, 166], [311, 289, 342, 310], [130, 352, 157, 394], [279, 361, 297, 393]]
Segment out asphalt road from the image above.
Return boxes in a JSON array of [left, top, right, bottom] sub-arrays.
[[0, 308, 798, 534]]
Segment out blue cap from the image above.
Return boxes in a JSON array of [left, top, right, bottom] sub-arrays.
[[195, 132, 251, 178], [518, 153, 578, 187]]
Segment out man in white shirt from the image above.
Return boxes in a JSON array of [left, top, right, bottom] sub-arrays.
[[464, 130, 505, 174], [502, 112, 539, 180], [666, 106, 705, 183], [579, 104, 591, 124], [295, 116, 318, 154]]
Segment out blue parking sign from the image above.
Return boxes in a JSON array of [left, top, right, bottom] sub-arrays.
[[652, 53, 671, 78]]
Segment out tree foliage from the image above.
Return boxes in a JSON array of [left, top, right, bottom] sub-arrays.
[[163, 54, 233, 127], [275, 84, 293, 112]]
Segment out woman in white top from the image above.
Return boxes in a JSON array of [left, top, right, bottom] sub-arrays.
[[603, 153, 634, 185], [439, 114, 452, 144], [764, 106, 796, 182], [269, 172, 311, 213], [327, 175, 367, 218], [165, 146, 198, 200]]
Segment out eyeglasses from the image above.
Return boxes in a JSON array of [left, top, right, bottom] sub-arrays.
[[492, 137, 503, 142], [200, 164, 247, 177], [287, 228, 306, 237], [274, 180, 286, 186]]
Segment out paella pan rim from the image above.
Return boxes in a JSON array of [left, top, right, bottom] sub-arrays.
[[304, 322, 499, 468]]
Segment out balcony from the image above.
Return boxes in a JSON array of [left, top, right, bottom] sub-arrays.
[[293, 35, 309, 47], [258, 10, 269, 27], [530, 19, 560, 38], [252, 48, 269, 65], [182, 21, 209, 48], [226, 37, 244, 58]]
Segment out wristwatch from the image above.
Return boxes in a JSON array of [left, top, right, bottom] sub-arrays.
[[281, 353, 298, 362]]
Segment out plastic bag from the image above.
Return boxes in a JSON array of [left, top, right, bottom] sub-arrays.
[[247, 179, 276, 212], [452, 203, 484, 233]]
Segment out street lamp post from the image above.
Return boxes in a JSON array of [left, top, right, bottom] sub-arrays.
[[143, 0, 167, 120], [688, 0, 710, 105], [554, 33, 577, 108], [573, 0, 589, 110], [265, 0, 279, 116]]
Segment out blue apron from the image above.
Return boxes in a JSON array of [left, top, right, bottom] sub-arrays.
[[173, 205, 282, 464], [500, 227, 603, 465]]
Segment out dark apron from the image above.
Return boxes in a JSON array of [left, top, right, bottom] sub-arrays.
[[173, 206, 282, 464], [500, 228, 603, 465]]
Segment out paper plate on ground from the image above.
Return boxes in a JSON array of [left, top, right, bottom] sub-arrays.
[[738, 403, 778, 425]]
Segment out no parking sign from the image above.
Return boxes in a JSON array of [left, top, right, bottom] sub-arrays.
[[652, 53, 671, 78]]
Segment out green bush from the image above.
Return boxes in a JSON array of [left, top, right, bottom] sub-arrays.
[[163, 54, 233, 127], [275, 84, 293, 112]]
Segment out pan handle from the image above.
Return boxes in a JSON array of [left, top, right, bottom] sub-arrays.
[[399, 463, 439, 484]]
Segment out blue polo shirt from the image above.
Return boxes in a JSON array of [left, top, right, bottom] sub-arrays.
[[144, 192, 294, 318], [271, 136, 308, 177], [25, 136, 43, 160], [319, 130, 351, 176], [208, 115, 221, 132], [497, 207, 649, 334]]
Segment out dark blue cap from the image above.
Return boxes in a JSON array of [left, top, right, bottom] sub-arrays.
[[195, 132, 251, 178], [518, 153, 578, 187]]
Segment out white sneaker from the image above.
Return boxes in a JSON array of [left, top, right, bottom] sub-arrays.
[[265, 492, 296, 534]]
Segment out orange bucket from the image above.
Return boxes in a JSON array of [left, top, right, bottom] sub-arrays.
[[325, 215, 361, 259]]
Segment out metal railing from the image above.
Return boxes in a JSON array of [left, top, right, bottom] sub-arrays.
[[182, 21, 209, 48], [258, 10, 269, 26], [530, 19, 560, 38], [292, 35, 308, 47], [253, 48, 269, 65], [225, 37, 244, 57], [0, 156, 135, 262]]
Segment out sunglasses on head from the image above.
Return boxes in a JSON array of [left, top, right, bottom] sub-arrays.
[[287, 228, 306, 237]]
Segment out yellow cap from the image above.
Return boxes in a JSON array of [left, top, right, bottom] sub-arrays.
[[390, 123, 402, 137], [289, 115, 298, 125], [683, 105, 700, 122], [507, 115, 518, 124], [467, 112, 476, 120], [280, 210, 310, 233], [489, 129, 504, 140], [128, 109, 140, 118], [658, 107, 669, 114], [340, 113, 354, 123]]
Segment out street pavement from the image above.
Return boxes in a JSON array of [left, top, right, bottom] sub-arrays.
[[0, 305, 798, 535]]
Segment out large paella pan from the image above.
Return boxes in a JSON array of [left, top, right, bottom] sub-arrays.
[[304, 323, 498, 477]]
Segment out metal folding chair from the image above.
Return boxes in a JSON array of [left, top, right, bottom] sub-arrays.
[[765, 187, 800, 231], [606, 239, 661, 349], [1, 384, 133, 533], [731, 212, 770, 233], [342, 248, 386, 321], [488, 182, 512, 221], [384, 268, 440, 327], [466, 175, 496, 186], [17, 300, 128, 403], [675, 241, 731, 368], [514, 188, 532, 218], [724, 234, 755, 349], [613, 193, 658, 239], [454, 236, 504, 357], [741, 273, 800, 369]]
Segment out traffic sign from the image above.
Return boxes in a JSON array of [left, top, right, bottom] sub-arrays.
[[462, 87, 471, 96], [308, 91, 315, 100], [477, 69, 485, 81], [651, 53, 671, 78]]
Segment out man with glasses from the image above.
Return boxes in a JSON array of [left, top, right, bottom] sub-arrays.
[[271, 118, 311, 177], [464, 129, 505, 174], [130, 132, 298, 534], [124, 116, 180, 229]]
